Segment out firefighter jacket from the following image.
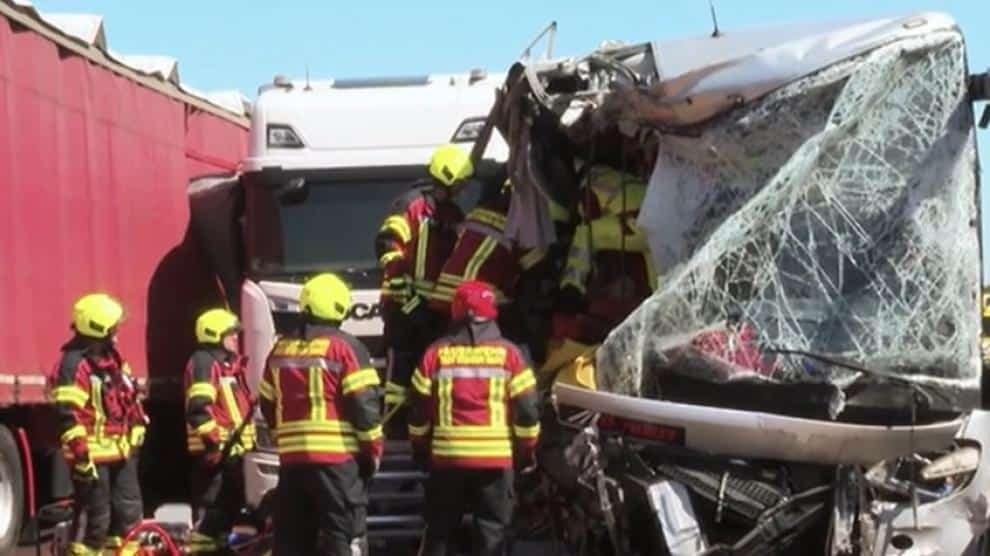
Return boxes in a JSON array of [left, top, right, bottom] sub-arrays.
[[407, 320, 540, 469], [50, 339, 148, 465], [561, 167, 657, 315], [259, 325, 384, 466], [375, 186, 464, 312], [430, 202, 546, 314], [184, 347, 255, 457]]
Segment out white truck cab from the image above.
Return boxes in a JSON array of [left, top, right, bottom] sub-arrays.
[[237, 71, 508, 510]]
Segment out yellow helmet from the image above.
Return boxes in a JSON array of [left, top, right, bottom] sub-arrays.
[[72, 293, 124, 339], [300, 273, 352, 322], [428, 144, 474, 187], [195, 308, 240, 344]]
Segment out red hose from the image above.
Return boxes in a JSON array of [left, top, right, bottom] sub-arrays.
[[117, 520, 181, 556]]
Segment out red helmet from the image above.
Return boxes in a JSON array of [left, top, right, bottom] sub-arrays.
[[451, 280, 498, 321]]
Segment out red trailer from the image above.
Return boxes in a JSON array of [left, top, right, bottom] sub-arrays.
[[0, 1, 248, 550]]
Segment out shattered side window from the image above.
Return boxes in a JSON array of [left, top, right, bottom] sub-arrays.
[[599, 29, 981, 412]]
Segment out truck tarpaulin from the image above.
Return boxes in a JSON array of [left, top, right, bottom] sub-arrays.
[[0, 5, 248, 404]]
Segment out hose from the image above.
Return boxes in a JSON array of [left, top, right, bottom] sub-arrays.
[[116, 520, 181, 556]]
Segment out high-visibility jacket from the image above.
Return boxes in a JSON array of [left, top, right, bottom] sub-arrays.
[[259, 325, 384, 466], [375, 186, 464, 311], [408, 320, 540, 469], [430, 202, 546, 314], [50, 339, 148, 464], [562, 167, 656, 312], [184, 347, 255, 457]]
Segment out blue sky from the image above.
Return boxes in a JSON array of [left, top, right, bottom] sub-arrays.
[[35, 0, 990, 276]]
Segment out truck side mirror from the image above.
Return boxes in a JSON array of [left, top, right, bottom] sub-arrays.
[[276, 177, 309, 205]]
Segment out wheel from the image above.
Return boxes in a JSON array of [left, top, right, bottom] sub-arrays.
[[0, 425, 25, 552]]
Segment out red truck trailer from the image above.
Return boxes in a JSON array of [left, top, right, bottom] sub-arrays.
[[0, 1, 248, 551]]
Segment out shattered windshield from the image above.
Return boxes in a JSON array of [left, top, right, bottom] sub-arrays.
[[500, 21, 981, 413]]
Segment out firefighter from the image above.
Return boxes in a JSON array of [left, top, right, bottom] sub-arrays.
[[50, 293, 148, 556], [258, 273, 383, 555], [184, 308, 255, 553], [431, 181, 546, 352], [409, 280, 541, 556], [375, 143, 473, 416], [555, 164, 657, 344]]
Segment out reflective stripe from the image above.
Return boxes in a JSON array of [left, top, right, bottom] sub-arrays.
[[277, 419, 353, 435], [342, 368, 380, 395], [460, 221, 513, 250], [60, 425, 86, 444], [53, 385, 88, 408], [273, 366, 283, 427], [464, 237, 498, 279], [411, 369, 432, 396], [401, 295, 422, 314], [509, 369, 537, 398], [414, 220, 429, 281], [272, 338, 331, 356], [438, 378, 453, 428], [436, 367, 509, 379], [219, 380, 243, 433], [186, 382, 217, 402], [269, 357, 334, 371], [513, 423, 541, 439], [408, 423, 431, 437], [277, 436, 359, 454], [308, 366, 325, 422], [381, 215, 412, 243], [489, 375, 506, 427], [431, 437, 512, 457], [519, 248, 546, 270], [380, 250, 404, 266], [432, 425, 509, 438], [469, 208, 507, 230], [258, 379, 275, 400], [195, 420, 218, 435], [355, 425, 383, 442], [91, 380, 105, 441]]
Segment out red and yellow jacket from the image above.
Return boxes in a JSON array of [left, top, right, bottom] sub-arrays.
[[375, 187, 464, 311], [259, 325, 383, 466], [431, 202, 545, 314], [50, 339, 148, 465], [184, 348, 255, 457], [408, 320, 540, 469]]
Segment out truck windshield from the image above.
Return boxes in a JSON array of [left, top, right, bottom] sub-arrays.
[[245, 174, 482, 282], [246, 178, 404, 278]]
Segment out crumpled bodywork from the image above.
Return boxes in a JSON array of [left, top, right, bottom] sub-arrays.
[[495, 12, 981, 413]]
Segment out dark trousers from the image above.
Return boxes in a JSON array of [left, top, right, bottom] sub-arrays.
[[419, 467, 513, 556], [384, 303, 447, 438], [191, 455, 245, 539], [274, 461, 368, 556], [72, 456, 142, 550]]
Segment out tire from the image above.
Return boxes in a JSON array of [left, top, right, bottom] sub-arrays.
[[0, 425, 24, 553]]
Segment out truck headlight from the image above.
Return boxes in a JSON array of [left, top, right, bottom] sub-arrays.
[[267, 124, 304, 148]]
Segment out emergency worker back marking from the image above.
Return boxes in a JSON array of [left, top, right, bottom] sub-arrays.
[[437, 345, 507, 366], [273, 338, 331, 356]]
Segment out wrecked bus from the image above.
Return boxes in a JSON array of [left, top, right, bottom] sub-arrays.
[[488, 11, 990, 555]]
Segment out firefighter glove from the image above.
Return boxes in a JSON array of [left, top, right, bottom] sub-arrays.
[[359, 456, 380, 481], [204, 442, 224, 468], [128, 425, 146, 448], [72, 459, 98, 483]]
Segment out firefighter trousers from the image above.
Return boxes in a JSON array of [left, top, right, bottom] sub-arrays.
[[384, 303, 446, 438], [274, 460, 369, 556], [190, 455, 245, 546], [70, 456, 142, 551], [419, 467, 514, 556]]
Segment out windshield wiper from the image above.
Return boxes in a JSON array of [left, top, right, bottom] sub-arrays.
[[763, 347, 952, 409]]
